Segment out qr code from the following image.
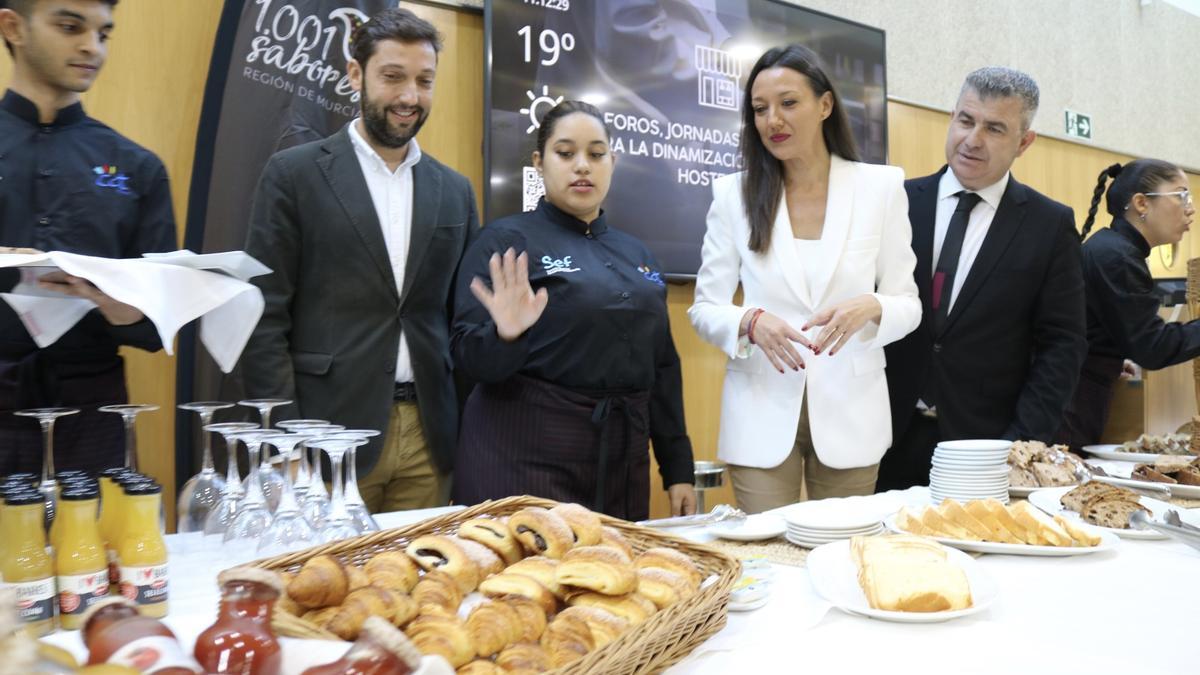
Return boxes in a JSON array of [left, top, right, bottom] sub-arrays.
[[522, 166, 545, 212]]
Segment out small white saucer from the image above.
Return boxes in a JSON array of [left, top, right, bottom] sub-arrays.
[[713, 514, 787, 541]]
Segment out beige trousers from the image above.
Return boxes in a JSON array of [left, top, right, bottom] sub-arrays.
[[728, 397, 879, 514], [357, 401, 449, 513]]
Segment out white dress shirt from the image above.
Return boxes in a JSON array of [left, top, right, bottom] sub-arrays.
[[348, 119, 421, 384], [932, 169, 1010, 313]]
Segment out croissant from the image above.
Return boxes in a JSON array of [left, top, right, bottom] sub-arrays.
[[600, 526, 635, 560], [555, 605, 628, 648], [288, 554, 349, 609], [365, 550, 420, 594], [405, 613, 476, 668], [635, 547, 702, 589], [566, 591, 656, 625], [346, 564, 371, 591], [386, 589, 418, 628], [301, 605, 340, 629], [458, 517, 524, 566], [457, 660, 504, 675], [477, 573, 557, 615], [507, 508, 575, 559], [555, 545, 636, 595], [412, 569, 464, 616], [550, 503, 603, 546], [504, 556, 565, 599], [465, 599, 523, 657], [636, 567, 694, 610], [495, 642, 551, 675], [326, 586, 396, 641], [406, 535, 482, 593], [498, 594, 547, 643], [276, 573, 303, 616], [540, 612, 594, 668], [454, 536, 504, 578]]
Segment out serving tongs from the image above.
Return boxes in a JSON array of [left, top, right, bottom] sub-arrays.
[[1072, 464, 1173, 500], [638, 503, 746, 529], [1130, 509, 1200, 553]]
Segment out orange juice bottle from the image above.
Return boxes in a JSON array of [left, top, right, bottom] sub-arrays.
[[55, 484, 109, 630], [98, 469, 131, 594], [116, 482, 169, 618], [2, 490, 57, 636]]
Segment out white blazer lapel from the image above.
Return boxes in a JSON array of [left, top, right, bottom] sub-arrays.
[[809, 155, 855, 307], [769, 191, 813, 309]]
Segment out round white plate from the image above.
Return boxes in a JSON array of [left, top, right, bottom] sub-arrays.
[[1025, 486, 1200, 540], [1082, 444, 1193, 464], [936, 440, 1013, 452], [806, 539, 997, 623], [1008, 485, 1038, 497], [713, 514, 787, 541], [933, 449, 1010, 459], [931, 458, 1008, 468], [787, 526, 884, 540], [930, 474, 1009, 485], [780, 500, 889, 530], [883, 514, 1121, 556]]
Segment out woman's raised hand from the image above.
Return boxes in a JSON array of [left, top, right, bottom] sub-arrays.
[[470, 248, 549, 342]]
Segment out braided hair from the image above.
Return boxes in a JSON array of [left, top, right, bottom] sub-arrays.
[[1080, 158, 1182, 239]]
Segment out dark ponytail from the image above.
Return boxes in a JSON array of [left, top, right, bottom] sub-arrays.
[[1081, 158, 1182, 240], [1081, 163, 1122, 239]]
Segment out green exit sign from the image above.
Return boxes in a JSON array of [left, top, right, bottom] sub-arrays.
[[1065, 110, 1092, 140]]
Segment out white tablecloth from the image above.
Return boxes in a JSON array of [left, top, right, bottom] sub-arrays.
[[43, 495, 1194, 674]]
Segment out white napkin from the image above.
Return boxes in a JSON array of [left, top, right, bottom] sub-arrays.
[[0, 251, 267, 373]]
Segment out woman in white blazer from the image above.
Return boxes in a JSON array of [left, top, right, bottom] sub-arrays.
[[689, 44, 920, 513]]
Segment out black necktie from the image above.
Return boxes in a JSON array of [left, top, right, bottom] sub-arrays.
[[932, 191, 982, 332]]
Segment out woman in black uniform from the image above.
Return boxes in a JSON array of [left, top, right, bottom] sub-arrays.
[[451, 101, 697, 519], [1058, 159, 1197, 449]]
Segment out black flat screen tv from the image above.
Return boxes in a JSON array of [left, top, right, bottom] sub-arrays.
[[485, 0, 887, 278]]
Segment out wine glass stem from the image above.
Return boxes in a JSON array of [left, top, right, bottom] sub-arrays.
[[40, 418, 56, 481], [345, 447, 364, 505], [199, 411, 215, 472], [224, 436, 241, 488], [260, 408, 272, 431], [246, 443, 264, 501], [276, 445, 300, 512], [123, 414, 138, 471], [329, 452, 348, 518]]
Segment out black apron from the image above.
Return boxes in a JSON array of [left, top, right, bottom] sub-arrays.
[[1057, 354, 1123, 452]]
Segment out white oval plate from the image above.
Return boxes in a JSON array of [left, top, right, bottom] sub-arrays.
[[883, 514, 1120, 556], [712, 514, 787, 541], [1026, 486, 1200, 540], [806, 539, 997, 623], [936, 440, 1013, 452], [1082, 444, 1192, 463]]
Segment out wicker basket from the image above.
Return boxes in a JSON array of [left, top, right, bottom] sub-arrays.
[[245, 496, 741, 674]]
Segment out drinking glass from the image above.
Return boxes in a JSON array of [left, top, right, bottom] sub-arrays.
[[297, 424, 343, 529], [223, 430, 278, 559], [175, 401, 235, 532], [13, 407, 80, 530], [98, 403, 159, 472], [273, 418, 329, 497], [337, 429, 381, 533], [238, 399, 292, 512], [255, 433, 317, 556], [308, 434, 367, 543], [201, 422, 258, 538]]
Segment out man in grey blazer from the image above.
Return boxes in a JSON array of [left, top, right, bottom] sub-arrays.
[[242, 8, 477, 511]]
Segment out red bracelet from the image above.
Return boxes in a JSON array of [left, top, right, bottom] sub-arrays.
[[747, 308, 765, 345]]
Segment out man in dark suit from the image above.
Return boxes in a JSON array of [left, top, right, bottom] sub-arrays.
[[877, 67, 1086, 492], [242, 8, 477, 511]]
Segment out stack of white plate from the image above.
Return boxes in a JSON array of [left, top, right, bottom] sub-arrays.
[[780, 499, 886, 548], [929, 439, 1011, 504]]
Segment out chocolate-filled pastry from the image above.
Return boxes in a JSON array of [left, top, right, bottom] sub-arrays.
[[540, 612, 594, 668], [566, 591, 656, 625], [412, 569, 464, 616], [498, 595, 548, 642], [406, 534, 483, 593], [555, 605, 629, 648], [453, 536, 505, 577], [495, 642, 552, 675], [504, 556, 565, 599], [550, 503, 603, 546], [555, 545, 636, 595], [406, 614, 476, 668], [466, 599, 524, 657], [477, 573, 557, 615], [288, 554, 349, 609], [599, 526, 635, 560], [507, 508, 575, 559], [635, 547, 702, 589], [458, 517, 524, 566], [457, 660, 504, 675], [365, 550, 420, 594], [636, 567, 694, 610]]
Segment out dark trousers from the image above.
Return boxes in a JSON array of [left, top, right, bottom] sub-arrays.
[[875, 411, 942, 493]]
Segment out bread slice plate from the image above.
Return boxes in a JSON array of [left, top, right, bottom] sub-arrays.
[[882, 513, 1119, 556], [1026, 486, 1200, 540], [806, 539, 996, 623], [1082, 444, 1191, 464], [1082, 462, 1200, 499]]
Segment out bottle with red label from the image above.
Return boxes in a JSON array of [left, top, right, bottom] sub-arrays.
[[55, 484, 108, 630], [301, 616, 421, 675], [116, 481, 168, 617], [193, 566, 283, 675], [1, 489, 56, 636], [82, 597, 202, 674]]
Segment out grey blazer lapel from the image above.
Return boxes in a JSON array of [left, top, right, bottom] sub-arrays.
[[399, 156, 443, 308], [316, 126, 399, 300]]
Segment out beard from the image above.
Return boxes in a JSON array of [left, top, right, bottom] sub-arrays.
[[360, 80, 428, 149]]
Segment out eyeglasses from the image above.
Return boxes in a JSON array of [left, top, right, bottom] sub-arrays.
[[1144, 190, 1193, 207]]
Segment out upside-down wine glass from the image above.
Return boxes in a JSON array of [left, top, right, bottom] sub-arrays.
[[255, 432, 317, 556], [337, 429, 382, 533], [308, 433, 367, 543], [13, 407, 80, 530], [201, 422, 259, 539], [175, 401, 234, 532]]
